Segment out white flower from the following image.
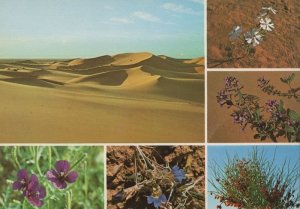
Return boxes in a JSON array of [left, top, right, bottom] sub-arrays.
[[245, 29, 263, 47], [262, 6, 277, 14], [257, 11, 267, 20], [260, 17, 275, 31], [229, 26, 242, 40]]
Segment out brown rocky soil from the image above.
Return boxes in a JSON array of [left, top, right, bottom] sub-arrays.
[[107, 146, 205, 209]]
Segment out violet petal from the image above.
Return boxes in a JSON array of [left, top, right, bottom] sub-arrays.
[[17, 169, 28, 180], [65, 171, 78, 183], [46, 170, 58, 182], [28, 196, 43, 207], [53, 179, 67, 189], [55, 160, 70, 173]]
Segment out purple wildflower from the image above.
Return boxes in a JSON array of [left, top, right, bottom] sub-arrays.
[[24, 180, 46, 207], [46, 160, 78, 189], [265, 100, 279, 113], [172, 165, 186, 183], [217, 89, 234, 107], [12, 169, 46, 207], [147, 194, 167, 208], [12, 169, 32, 191], [257, 77, 269, 88], [231, 110, 250, 129], [225, 76, 239, 89]]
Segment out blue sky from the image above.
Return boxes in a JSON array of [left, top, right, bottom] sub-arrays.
[[0, 0, 204, 59], [208, 145, 300, 209]]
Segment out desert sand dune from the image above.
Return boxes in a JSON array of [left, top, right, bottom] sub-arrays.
[[0, 52, 204, 142]]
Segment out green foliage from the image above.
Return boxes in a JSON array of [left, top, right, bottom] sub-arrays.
[[209, 148, 300, 209], [0, 146, 104, 209], [217, 76, 300, 142]]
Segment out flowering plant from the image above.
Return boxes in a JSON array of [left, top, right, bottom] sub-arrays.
[[108, 146, 204, 209], [210, 6, 277, 67], [216, 74, 300, 142], [209, 148, 300, 209], [0, 146, 103, 209]]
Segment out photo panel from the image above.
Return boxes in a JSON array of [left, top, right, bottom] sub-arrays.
[[207, 71, 300, 143], [0, 0, 205, 143], [207, 0, 300, 68], [107, 145, 205, 209], [207, 145, 300, 209], [0, 146, 104, 208]]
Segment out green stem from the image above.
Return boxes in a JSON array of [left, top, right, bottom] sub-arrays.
[[48, 147, 52, 171], [66, 190, 72, 209], [84, 160, 88, 202], [13, 146, 21, 169], [35, 147, 43, 176], [70, 153, 87, 170]]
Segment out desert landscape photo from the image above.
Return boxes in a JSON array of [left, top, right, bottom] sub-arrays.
[[207, 0, 300, 68], [0, 0, 205, 142]]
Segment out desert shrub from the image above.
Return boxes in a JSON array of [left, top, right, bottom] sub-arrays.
[[209, 148, 300, 209], [216, 73, 300, 142]]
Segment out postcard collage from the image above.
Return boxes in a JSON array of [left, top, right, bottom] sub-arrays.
[[0, 0, 299, 209]]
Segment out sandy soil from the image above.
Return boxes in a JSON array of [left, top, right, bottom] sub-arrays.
[[207, 0, 300, 68], [107, 146, 205, 209], [207, 71, 300, 143], [0, 52, 204, 142]]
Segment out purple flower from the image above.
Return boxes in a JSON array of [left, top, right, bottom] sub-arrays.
[[266, 99, 279, 113], [12, 169, 32, 191], [172, 165, 186, 183], [24, 180, 46, 207], [46, 160, 78, 189], [225, 76, 239, 89], [217, 89, 232, 107], [147, 194, 167, 208], [12, 169, 46, 207], [231, 110, 250, 129], [257, 77, 269, 88]]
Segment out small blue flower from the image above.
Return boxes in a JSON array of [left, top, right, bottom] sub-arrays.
[[147, 194, 167, 208], [228, 26, 242, 40], [172, 165, 186, 183]]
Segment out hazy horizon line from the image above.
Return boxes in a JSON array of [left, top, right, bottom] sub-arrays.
[[0, 51, 204, 60]]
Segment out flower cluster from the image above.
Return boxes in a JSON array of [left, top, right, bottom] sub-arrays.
[[231, 109, 250, 129], [265, 99, 279, 113], [217, 76, 242, 108], [216, 75, 300, 142], [227, 6, 277, 57], [12, 169, 46, 207], [145, 165, 186, 208], [12, 160, 78, 207]]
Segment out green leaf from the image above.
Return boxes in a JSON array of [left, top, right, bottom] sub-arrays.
[[278, 100, 285, 112], [288, 73, 295, 83], [285, 126, 295, 133], [288, 110, 300, 122]]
